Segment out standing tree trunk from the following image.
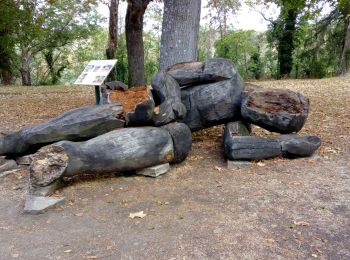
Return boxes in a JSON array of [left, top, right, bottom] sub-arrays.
[[125, 0, 150, 86], [20, 48, 32, 86], [278, 8, 297, 78], [160, 0, 201, 69], [106, 0, 119, 82], [106, 0, 119, 60], [340, 17, 350, 76]]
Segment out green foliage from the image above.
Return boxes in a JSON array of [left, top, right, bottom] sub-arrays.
[[215, 30, 265, 79]]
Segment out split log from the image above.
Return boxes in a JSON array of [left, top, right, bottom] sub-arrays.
[[0, 104, 125, 156], [151, 71, 186, 126], [276, 134, 321, 158], [224, 136, 282, 161], [180, 75, 244, 131], [29, 127, 174, 188], [241, 89, 309, 134], [166, 58, 238, 86]]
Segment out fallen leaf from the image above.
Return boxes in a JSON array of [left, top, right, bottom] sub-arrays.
[[257, 162, 266, 167], [85, 256, 98, 259], [311, 253, 318, 258], [215, 166, 223, 171], [12, 254, 19, 258], [129, 211, 146, 219], [74, 213, 83, 217], [64, 249, 72, 253], [294, 221, 309, 226]]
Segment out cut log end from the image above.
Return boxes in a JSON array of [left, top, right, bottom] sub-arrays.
[[246, 90, 307, 114], [30, 145, 68, 187]]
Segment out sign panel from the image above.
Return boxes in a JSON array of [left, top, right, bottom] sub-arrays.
[[74, 59, 117, 86]]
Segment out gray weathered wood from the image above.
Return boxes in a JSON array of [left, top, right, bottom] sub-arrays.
[[180, 75, 244, 131], [167, 58, 238, 86], [241, 89, 309, 134], [224, 136, 282, 161], [151, 71, 186, 126], [161, 122, 192, 164], [0, 104, 125, 156], [29, 127, 175, 188], [277, 134, 321, 158]]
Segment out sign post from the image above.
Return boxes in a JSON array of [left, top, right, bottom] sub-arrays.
[[74, 59, 117, 105]]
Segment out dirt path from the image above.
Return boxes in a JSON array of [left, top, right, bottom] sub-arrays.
[[0, 78, 349, 259]]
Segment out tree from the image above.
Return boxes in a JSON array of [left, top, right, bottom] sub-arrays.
[[215, 30, 264, 78], [106, 0, 119, 60], [0, 0, 18, 85], [159, 0, 202, 69], [7, 0, 100, 86], [205, 0, 241, 39], [125, 0, 152, 86], [338, 0, 350, 75]]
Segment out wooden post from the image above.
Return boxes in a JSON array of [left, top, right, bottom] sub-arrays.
[[95, 85, 101, 105]]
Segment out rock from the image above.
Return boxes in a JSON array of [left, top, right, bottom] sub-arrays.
[[16, 155, 32, 165], [227, 160, 253, 169], [0, 156, 6, 165], [181, 75, 244, 131], [136, 163, 170, 177], [0, 104, 125, 156], [277, 134, 321, 158], [241, 89, 309, 134], [151, 71, 186, 126], [224, 136, 282, 160], [0, 159, 18, 173], [29, 179, 65, 196], [166, 58, 238, 86], [105, 80, 128, 91], [24, 195, 65, 214], [161, 122, 192, 164]]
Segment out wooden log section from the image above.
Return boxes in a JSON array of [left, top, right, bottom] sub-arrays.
[[180, 75, 244, 131], [29, 127, 175, 188], [241, 89, 309, 134], [166, 58, 239, 87], [109, 86, 155, 126], [0, 104, 125, 157]]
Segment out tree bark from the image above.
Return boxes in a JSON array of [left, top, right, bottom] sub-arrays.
[[125, 0, 150, 86], [0, 69, 13, 85], [160, 0, 201, 69], [20, 49, 32, 86], [340, 17, 350, 76], [106, 0, 119, 60]]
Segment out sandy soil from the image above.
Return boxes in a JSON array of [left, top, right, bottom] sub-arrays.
[[0, 78, 349, 259]]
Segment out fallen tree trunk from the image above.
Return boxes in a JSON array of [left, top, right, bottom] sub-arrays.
[[0, 104, 125, 157], [180, 76, 244, 131]]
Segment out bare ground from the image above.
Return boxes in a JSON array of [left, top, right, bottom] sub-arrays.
[[0, 78, 349, 260]]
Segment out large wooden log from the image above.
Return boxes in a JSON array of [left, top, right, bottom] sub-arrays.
[[241, 89, 309, 133], [29, 127, 175, 189], [166, 58, 238, 86], [180, 75, 244, 131], [0, 104, 125, 156], [224, 136, 282, 161]]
